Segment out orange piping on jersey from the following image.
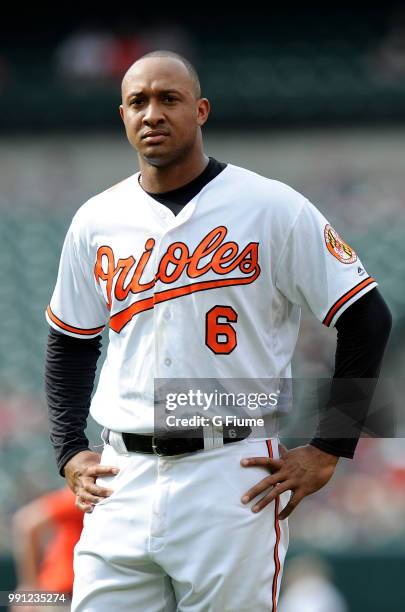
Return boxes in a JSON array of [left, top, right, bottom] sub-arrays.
[[47, 306, 105, 336], [266, 439, 281, 612], [109, 270, 260, 333], [322, 277, 376, 327]]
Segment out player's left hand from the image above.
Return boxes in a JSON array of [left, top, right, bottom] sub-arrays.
[[240, 443, 339, 519]]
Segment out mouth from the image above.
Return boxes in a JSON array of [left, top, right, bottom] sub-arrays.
[[142, 131, 169, 144]]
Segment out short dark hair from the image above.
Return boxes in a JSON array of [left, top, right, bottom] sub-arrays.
[[137, 50, 201, 98]]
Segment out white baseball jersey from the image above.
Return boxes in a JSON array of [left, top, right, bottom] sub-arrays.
[[46, 164, 377, 433]]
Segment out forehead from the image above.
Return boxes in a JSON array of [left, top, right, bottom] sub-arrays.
[[122, 57, 194, 97]]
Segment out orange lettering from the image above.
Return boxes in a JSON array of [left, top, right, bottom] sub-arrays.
[[129, 238, 156, 293], [94, 227, 261, 331], [94, 246, 119, 311], [157, 242, 190, 284], [187, 226, 227, 277], [211, 242, 239, 274], [114, 256, 136, 300], [235, 243, 259, 274]]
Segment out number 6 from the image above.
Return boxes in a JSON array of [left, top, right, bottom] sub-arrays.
[[205, 305, 238, 354]]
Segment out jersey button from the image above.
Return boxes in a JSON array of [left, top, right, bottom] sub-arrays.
[[164, 311, 171, 321], [164, 358, 172, 366]]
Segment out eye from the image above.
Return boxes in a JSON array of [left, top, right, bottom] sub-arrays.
[[163, 95, 177, 103], [130, 98, 144, 107]]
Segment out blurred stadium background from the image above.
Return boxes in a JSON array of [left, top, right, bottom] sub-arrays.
[[1, 6, 405, 611]]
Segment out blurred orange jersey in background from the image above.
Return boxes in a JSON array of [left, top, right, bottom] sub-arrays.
[[37, 487, 83, 593]]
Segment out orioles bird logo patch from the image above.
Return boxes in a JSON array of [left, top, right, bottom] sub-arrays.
[[324, 224, 357, 264]]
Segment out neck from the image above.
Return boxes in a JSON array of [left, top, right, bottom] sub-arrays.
[[138, 146, 209, 193]]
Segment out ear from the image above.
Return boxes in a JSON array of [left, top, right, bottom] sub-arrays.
[[119, 105, 124, 121], [197, 98, 210, 127]]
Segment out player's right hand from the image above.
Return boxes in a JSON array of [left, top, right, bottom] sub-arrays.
[[63, 450, 120, 513]]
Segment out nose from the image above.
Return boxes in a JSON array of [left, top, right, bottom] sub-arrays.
[[142, 100, 164, 127]]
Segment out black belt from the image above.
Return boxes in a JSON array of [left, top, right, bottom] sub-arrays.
[[107, 425, 251, 456]]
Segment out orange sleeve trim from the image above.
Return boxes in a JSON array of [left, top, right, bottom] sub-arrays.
[[267, 440, 281, 612], [47, 306, 105, 336], [322, 277, 376, 327]]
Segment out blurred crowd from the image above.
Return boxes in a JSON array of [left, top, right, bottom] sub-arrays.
[[0, 19, 195, 91], [54, 21, 195, 83], [1, 8, 405, 123], [289, 437, 405, 550]]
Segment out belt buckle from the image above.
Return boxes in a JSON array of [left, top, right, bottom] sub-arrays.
[[151, 436, 164, 456]]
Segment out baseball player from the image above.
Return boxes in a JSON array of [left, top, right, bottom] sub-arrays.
[[45, 51, 392, 611]]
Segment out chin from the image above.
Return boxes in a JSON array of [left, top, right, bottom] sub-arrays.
[[140, 142, 193, 169], [142, 155, 170, 168], [141, 150, 178, 168]]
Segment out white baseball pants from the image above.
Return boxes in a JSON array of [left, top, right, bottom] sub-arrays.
[[72, 436, 289, 611]]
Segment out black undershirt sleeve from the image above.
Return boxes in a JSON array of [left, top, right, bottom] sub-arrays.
[[310, 287, 392, 458], [45, 328, 102, 476]]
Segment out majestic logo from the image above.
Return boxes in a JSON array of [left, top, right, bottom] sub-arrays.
[[324, 224, 357, 264], [94, 226, 261, 332]]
